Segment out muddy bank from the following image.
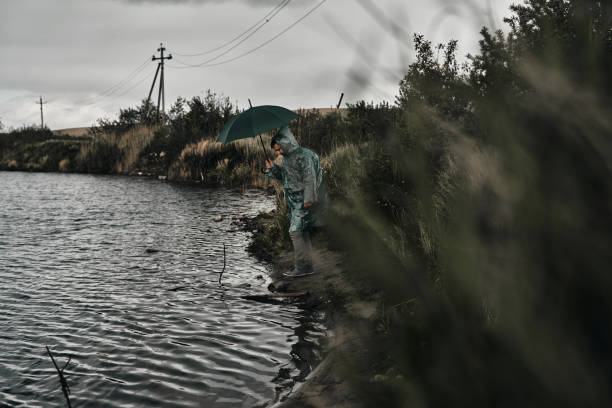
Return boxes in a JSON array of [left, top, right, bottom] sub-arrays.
[[239, 213, 383, 408]]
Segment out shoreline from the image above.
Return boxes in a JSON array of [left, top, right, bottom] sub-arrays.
[[245, 214, 378, 408]]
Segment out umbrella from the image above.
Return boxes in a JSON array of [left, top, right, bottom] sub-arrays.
[[217, 102, 299, 160]]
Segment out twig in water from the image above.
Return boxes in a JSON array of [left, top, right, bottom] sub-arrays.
[[45, 345, 72, 408], [219, 242, 226, 284]]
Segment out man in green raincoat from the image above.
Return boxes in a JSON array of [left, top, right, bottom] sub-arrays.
[[264, 126, 328, 277]]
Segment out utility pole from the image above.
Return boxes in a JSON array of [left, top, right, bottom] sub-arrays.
[[36, 96, 48, 129], [147, 43, 172, 122]]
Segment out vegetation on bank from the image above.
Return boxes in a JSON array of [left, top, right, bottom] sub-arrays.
[[0, 91, 250, 179], [0, 126, 88, 172], [316, 2, 612, 407], [2, 1, 612, 406], [265, 1, 612, 406]]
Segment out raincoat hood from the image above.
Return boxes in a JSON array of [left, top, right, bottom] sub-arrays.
[[271, 126, 300, 155]]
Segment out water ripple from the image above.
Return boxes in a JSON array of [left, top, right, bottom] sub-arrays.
[[0, 172, 325, 407]]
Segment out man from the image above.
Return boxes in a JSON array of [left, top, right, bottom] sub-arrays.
[[264, 125, 328, 278]]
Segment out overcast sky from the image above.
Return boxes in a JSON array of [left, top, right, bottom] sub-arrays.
[[0, 0, 515, 130]]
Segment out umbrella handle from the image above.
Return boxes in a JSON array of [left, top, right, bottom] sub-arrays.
[[259, 134, 271, 162]]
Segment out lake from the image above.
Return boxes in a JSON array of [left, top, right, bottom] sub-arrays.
[[0, 172, 323, 407]]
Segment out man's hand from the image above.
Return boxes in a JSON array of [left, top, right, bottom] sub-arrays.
[[265, 159, 273, 169], [303, 202, 312, 208]]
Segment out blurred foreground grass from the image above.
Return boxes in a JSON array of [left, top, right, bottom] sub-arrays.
[[313, 1, 612, 406]]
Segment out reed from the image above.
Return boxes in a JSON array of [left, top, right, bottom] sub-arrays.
[[75, 125, 155, 174], [169, 136, 275, 187]]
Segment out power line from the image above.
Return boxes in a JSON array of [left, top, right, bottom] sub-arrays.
[[171, 0, 290, 68], [77, 59, 150, 105], [95, 58, 151, 98], [172, 1, 290, 68], [168, 0, 327, 69], [171, 0, 291, 57], [79, 70, 156, 116], [3, 60, 154, 120], [84, 67, 156, 108], [75, 57, 151, 105], [106, 69, 157, 105], [0, 61, 153, 123]]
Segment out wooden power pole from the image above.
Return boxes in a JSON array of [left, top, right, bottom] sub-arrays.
[[147, 43, 172, 122], [36, 96, 48, 129]]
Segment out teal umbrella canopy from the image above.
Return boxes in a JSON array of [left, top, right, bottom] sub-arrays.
[[217, 105, 299, 144]]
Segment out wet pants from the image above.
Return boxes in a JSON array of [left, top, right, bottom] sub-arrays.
[[290, 230, 313, 273]]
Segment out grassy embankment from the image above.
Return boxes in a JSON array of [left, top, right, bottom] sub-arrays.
[[0, 92, 274, 187], [0, 125, 153, 174]]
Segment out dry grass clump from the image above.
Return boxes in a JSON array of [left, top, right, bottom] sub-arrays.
[[78, 125, 154, 174], [169, 136, 275, 187]]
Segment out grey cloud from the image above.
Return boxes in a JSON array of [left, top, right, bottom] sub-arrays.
[[109, 0, 305, 6], [0, 0, 514, 129]]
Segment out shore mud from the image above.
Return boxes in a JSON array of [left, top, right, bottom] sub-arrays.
[[239, 212, 381, 408]]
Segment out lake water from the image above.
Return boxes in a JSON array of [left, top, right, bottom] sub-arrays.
[[0, 172, 324, 407]]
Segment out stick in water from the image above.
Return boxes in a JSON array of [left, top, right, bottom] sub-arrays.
[[219, 242, 226, 284], [46, 346, 72, 408]]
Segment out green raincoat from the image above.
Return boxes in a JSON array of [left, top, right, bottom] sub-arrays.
[[265, 126, 328, 232]]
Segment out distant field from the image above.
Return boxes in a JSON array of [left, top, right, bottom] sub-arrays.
[[51, 127, 90, 137]]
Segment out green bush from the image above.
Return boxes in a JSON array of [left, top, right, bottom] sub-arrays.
[[140, 90, 237, 169], [322, 1, 612, 406]]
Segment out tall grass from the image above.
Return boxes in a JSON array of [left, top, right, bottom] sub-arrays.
[[78, 125, 154, 174], [311, 1, 612, 406], [168, 136, 275, 187]]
